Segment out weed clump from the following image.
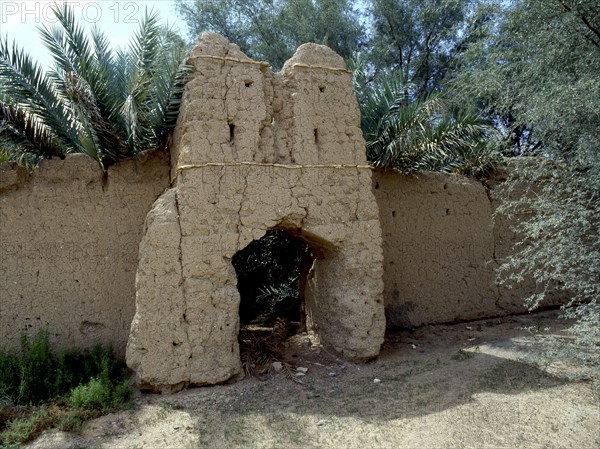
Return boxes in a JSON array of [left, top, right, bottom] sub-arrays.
[[0, 330, 130, 445]]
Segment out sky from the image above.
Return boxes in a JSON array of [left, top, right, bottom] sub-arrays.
[[0, 1, 187, 69]]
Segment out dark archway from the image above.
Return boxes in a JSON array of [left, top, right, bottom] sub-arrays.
[[232, 229, 316, 376], [232, 229, 314, 328]]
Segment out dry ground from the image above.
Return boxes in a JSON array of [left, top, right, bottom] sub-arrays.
[[26, 310, 599, 449]]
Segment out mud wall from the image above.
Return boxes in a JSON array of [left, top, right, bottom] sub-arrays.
[[373, 169, 564, 329], [0, 151, 170, 357], [0, 153, 558, 357], [0, 38, 560, 362]]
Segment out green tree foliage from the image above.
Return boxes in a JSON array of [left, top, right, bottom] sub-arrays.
[[497, 160, 600, 350], [368, 0, 493, 96], [175, 0, 363, 69], [0, 3, 190, 170], [354, 63, 497, 175], [0, 124, 38, 168], [457, 0, 600, 350], [451, 0, 600, 157], [176, 1, 499, 173]]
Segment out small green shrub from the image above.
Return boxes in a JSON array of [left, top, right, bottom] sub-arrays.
[[69, 378, 110, 410], [57, 408, 96, 433], [67, 354, 130, 412], [0, 330, 131, 446], [68, 375, 130, 412], [451, 349, 476, 361], [0, 352, 20, 405], [0, 331, 128, 407], [111, 378, 132, 407], [18, 331, 54, 404], [0, 330, 55, 405]]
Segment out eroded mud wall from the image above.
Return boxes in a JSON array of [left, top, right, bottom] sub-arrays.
[[126, 33, 385, 392], [0, 37, 563, 371], [374, 169, 565, 328], [0, 151, 169, 356]]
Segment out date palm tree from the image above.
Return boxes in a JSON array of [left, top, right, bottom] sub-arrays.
[[0, 3, 190, 170], [353, 63, 497, 177]]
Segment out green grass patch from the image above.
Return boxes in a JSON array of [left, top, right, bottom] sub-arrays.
[[0, 406, 55, 446]]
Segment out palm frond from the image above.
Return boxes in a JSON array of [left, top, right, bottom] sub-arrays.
[[0, 38, 78, 155], [0, 3, 193, 169], [44, 3, 94, 74], [0, 101, 62, 157], [143, 29, 192, 148], [39, 4, 130, 167], [119, 9, 165, 155], [360, 70, 498, 177]]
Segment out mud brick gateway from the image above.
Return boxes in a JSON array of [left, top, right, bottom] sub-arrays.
[[125, 33, 386, 392]]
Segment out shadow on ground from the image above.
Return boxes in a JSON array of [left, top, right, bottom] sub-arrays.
[[26, 310, 600, 449]]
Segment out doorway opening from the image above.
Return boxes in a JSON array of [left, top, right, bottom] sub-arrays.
[[232, 229, 316, 377]]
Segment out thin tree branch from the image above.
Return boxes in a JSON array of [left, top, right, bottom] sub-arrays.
[[556, 0, 600, 48]]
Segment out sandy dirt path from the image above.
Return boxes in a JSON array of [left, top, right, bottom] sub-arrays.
[[26, 310, 599, 449]]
